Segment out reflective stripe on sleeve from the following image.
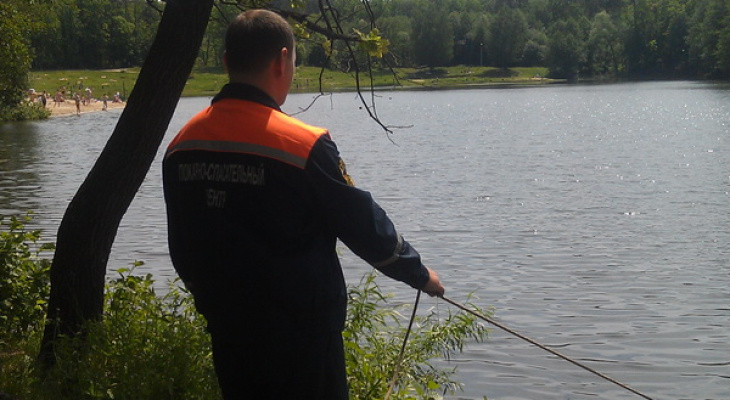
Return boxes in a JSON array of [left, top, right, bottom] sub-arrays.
[[370, 235, 404, 268]]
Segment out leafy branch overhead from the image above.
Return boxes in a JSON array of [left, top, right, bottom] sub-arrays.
[[355, 28, 390, 58], [271, 3, 399, 134]]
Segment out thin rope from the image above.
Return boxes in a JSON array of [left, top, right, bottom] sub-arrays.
[[439, 295, 655, 400], [384, 289, 421, 400]]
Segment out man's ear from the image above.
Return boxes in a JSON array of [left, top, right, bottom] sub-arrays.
[[274, 47, 289, 77]]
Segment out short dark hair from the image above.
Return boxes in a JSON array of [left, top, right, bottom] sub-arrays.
[[225, 10, 294, 75]]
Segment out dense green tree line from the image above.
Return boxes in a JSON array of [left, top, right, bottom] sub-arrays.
[[3, 0, 729, 103], [365, 0, 729, 79], [221, 0, 730, 79], [29, 0, 161, 70]]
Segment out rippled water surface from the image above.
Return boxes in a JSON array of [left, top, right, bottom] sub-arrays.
[[1, 81, 728, 400]]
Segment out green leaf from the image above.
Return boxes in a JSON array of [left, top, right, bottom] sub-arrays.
[[355, 28, 390, 58]]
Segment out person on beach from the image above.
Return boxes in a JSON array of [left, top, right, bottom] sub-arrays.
[[162, 9, 444, 400], [53, 90, 63, 107], [84, 87, 92, 105], [73, 92, 81, 115], [102, 94, 108, 111]]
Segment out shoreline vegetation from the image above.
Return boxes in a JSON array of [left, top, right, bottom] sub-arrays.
[[0, 215, 489, 399], [31, 66, 553, 118]]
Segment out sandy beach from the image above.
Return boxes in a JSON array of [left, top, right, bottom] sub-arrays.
[[48, 98, 125, 117]]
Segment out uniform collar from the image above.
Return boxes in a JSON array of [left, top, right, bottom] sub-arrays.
[[211, 83, 281, 112]]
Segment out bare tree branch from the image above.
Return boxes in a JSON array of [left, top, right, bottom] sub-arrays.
[[179, 0, 403, 136]]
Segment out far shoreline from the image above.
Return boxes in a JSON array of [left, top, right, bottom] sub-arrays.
[[47, 98, 125, 118]]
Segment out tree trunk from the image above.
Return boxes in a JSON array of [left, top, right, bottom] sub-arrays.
[[39, 0, 215, 366]]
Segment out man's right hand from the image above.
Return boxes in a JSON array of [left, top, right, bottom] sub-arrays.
[[422, 266, 445, 297]]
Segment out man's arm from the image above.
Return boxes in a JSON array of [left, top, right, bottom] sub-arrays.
[[306, 135, 444, 296]]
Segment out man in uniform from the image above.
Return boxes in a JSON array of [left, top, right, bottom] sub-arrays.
[[163, 9, 444, 400]]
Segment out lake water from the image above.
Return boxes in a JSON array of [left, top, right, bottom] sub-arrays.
[[1, 81, 729, 400]]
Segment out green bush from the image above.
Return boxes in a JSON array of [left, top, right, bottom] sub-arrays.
[[27, 103, 52, 120], [0, 215, 490, 399], [0, 102, 51, 122], [0, 213, 54, 398], [0, 214, 54, 345], [40, 267, 220, 400], [0, 2, 32, 113], [345, 274, 489, 399]]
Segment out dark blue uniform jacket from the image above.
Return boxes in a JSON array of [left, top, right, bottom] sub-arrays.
[[163, 83, 429, 334]]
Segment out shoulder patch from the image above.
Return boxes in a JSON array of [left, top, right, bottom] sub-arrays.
[[338, 157, 355, 186]]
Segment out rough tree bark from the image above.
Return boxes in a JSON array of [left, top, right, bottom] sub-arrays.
[[39, 0, 215, 365]]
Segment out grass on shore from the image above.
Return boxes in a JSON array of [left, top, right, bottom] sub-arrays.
[[29, 66, 552, 99]]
